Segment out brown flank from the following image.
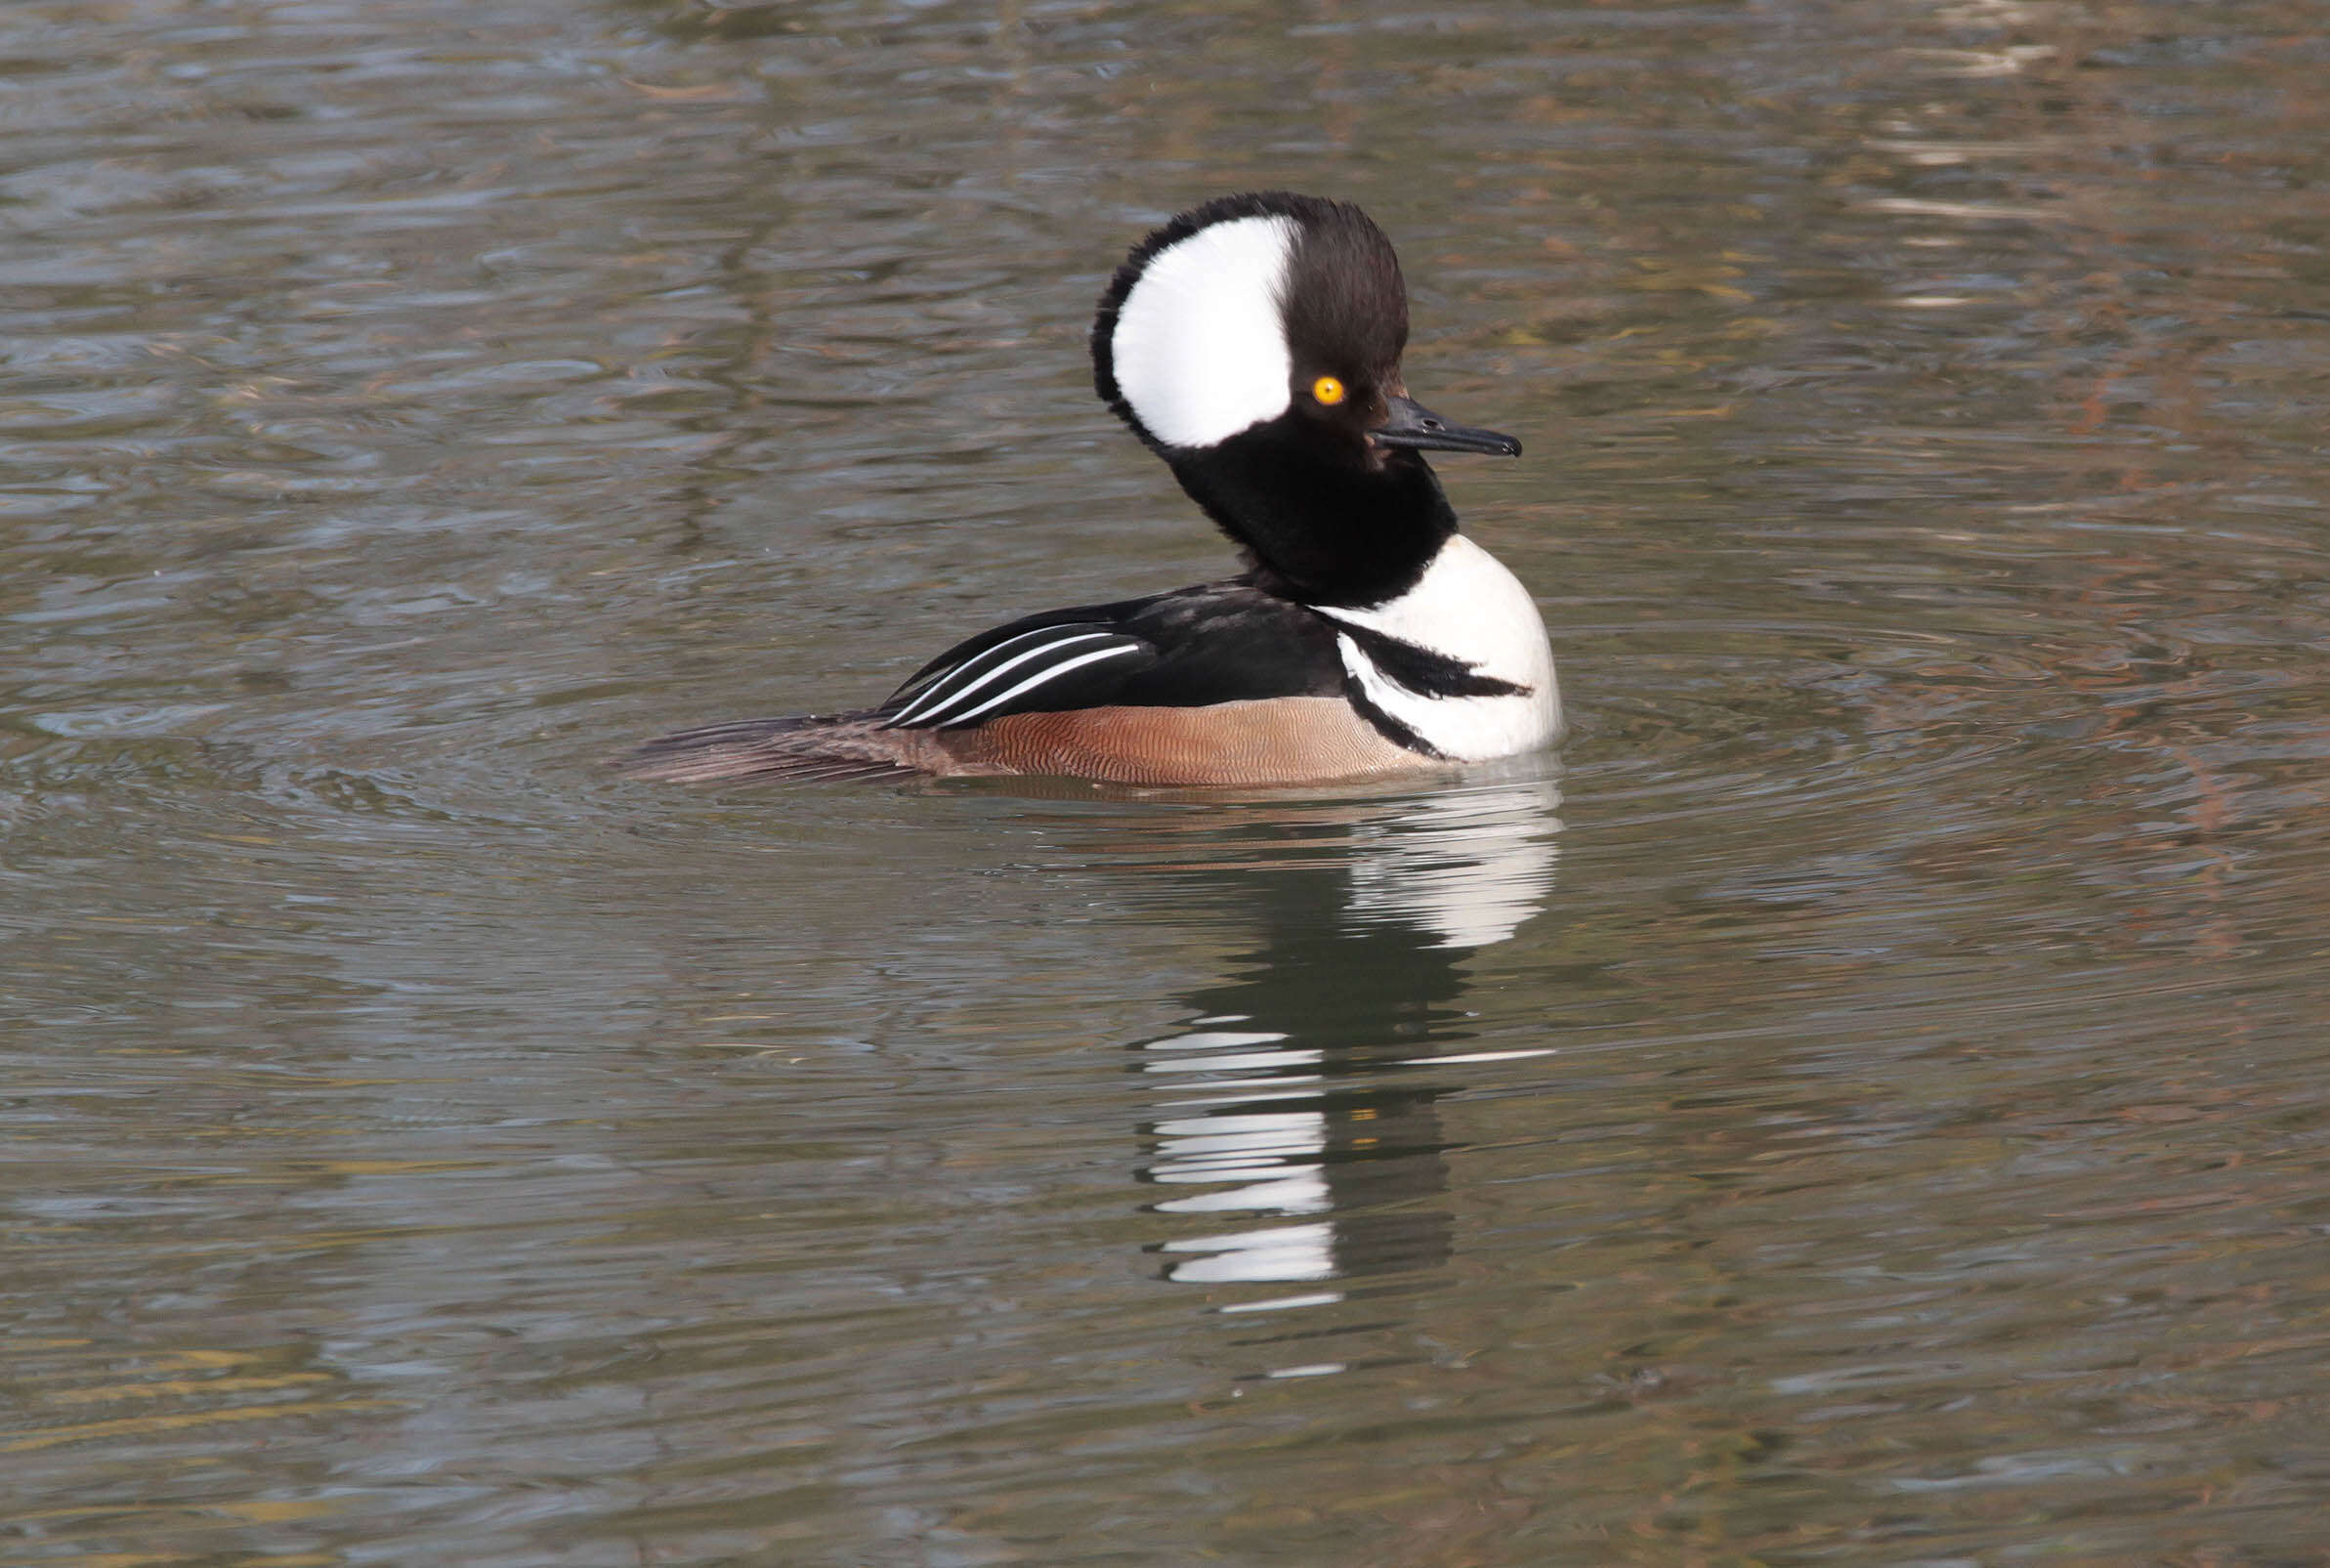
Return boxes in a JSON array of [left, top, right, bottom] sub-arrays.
[[621, 698, 1429, 787]]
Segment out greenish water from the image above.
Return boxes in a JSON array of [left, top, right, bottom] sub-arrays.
[[5, 1, 2328, 1563]]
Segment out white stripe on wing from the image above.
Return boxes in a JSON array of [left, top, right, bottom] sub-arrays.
[[888, 628, 1121, 728], [930, 643, 1146, 727]]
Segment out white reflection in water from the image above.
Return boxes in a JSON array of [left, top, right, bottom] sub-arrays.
[[1137, 777, 1562, 1300], [1140, 1029, 1315, 1077], [1162, 1221, 1338, 1283], [1343, 779, 1564, 950], [1218, 1292, 1345, 1315], [1151, 1110, 1332, 1214]]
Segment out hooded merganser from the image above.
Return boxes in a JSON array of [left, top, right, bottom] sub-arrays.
[[626, 191, 1559, 786]]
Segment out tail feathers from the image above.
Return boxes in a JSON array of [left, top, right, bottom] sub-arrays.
[[619, 713, 924, 785]]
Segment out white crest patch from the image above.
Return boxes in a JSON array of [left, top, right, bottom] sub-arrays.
[[1110, 214, 1298, 449], [1323, 535, 1562, 762]]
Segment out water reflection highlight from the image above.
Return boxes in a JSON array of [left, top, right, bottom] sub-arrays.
[[1120, 777, 1561, 1301]]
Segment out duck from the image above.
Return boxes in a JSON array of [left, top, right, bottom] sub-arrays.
[[624, 191, 1559, 787]]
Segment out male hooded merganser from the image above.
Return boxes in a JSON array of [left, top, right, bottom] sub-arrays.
[[626, 191, 1559, 786]]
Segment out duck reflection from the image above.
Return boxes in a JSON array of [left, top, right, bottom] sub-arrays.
[[1120, 773, 1562, 1295]]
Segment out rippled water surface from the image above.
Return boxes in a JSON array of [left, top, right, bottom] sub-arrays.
[[7, 0, 2329, 1562]]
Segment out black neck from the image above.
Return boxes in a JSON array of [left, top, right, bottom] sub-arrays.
[[1165, 424, 1458, 609]]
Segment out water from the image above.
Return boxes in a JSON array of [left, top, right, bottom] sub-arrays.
[[6, 0, 2328, 1561]]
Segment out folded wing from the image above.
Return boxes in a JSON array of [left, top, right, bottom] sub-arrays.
[[878, 579, 1343, 731], [880, 622, 1155, 730], [624, 579, 1352, 784]]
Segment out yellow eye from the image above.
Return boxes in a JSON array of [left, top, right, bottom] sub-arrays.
[[1311, 375, 1346, 406]]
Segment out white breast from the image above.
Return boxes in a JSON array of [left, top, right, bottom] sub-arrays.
[[1322, 535, 1560, 762]]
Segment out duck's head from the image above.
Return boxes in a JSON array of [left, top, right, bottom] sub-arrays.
[[1092, 191, 1519, 608]]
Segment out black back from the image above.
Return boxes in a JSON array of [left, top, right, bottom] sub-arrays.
[[878, 578, 1347, 724]]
